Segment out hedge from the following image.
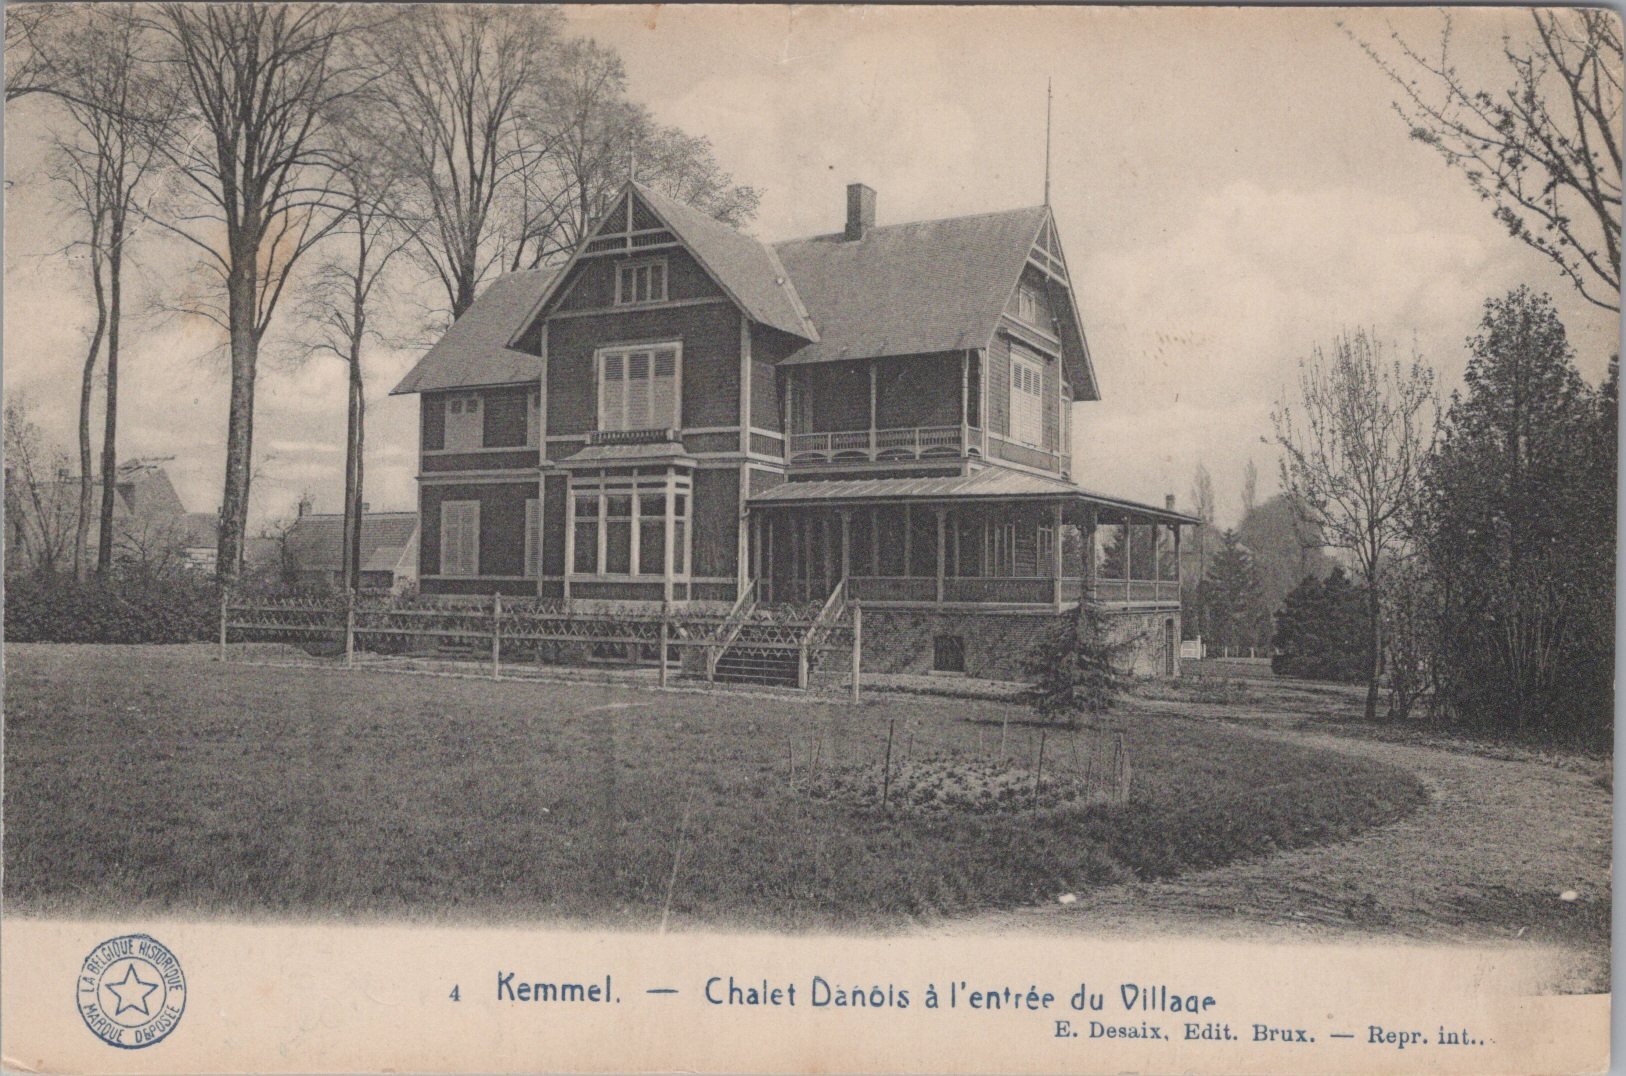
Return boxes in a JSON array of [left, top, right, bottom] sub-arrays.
[[5, 571, 220, 644]]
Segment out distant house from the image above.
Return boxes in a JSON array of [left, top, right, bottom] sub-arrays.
[[390, 180, 1195, 678], [283, 503, 419, 592], [4, 460, 218, 575]]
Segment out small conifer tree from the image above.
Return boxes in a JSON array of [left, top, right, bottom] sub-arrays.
[[1020, 599, 1139, 727]]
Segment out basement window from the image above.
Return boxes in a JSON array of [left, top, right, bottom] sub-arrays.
[[933, 634, 966, 675]]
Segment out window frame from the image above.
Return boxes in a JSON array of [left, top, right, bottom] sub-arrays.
[[596, 342, 682, 432], [565, 471, 692, 579], [1009, 346, 1045, 448], [1016, 283, 1041, 326], [614, 257, 669, 306], [439, 500, 480, 577]]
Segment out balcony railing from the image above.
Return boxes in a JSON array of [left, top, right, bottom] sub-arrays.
[[1090, 579, 1182, 605], [826, 575, 1182, 607], [788, 426, 983, 464]]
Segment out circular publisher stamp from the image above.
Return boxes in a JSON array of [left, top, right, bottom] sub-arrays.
[[75, 934, 187, 1049]]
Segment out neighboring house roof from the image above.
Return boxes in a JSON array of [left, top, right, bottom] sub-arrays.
[[748, 468, 1199, 523], [284, 511, 420, 574], [631, 183, 819, 341], [390, 269, 556, 394], [771, 206, 1049, 368]]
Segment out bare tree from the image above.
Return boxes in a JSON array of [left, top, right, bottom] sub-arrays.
[[40, 7, 176, 577], [143, 4, 377, 579], [1352, 11, 1622, 311], [4, 398, 79, 576], [294, 150, 416, 592], [1240, 458, 1258, 516], [1273, 329, 1438, 721], [364, 5, 565, 320], [4, 4, 70, 101]]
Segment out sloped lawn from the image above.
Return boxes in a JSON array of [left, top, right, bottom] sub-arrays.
[[3, 645, 1425, 928]]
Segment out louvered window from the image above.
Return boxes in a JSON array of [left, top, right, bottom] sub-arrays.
[[598, 344, 680, 431], [524, 498, 540, 578], [1010, 347, 1045, 448]]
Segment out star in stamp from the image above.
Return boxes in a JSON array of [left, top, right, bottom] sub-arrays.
[[75, 934, 187, 1049]]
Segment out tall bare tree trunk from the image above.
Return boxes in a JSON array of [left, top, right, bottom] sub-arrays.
[[217, 257, 259, 582], [342, 345, 365, 592], [76, 254, 107, 582], [96, 221, 123, 574]]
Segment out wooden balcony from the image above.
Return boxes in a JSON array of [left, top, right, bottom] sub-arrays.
[[779, 575, 1178, 609], [788, 425, 984, 464]]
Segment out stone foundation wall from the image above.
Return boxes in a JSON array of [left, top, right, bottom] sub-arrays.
[[858, 606, 1180, 682]]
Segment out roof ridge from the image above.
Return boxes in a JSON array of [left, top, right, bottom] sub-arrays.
[[772, 203, 1047, 248]]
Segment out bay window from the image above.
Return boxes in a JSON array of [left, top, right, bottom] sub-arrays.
[[567, 470, 692, 578]]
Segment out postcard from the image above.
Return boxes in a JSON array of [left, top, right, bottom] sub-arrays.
[[1, 4, 1615, 1073]]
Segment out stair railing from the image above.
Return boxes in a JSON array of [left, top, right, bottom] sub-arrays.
[[706, 579, 758, 682], [798, 577, 848, 689]]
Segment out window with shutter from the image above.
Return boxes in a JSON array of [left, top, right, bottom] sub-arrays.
[[1010, 348, 1045, 448], [444, 395, 483, 451], [440, 501, 480, 576], [597, 343, 681, 431]]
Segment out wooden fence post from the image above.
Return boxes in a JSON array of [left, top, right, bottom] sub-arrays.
[[219, 587, 228, 662], [491, 592, 502, 680], [797, 644, 809, 690], [849, 602, 862, 705], [659, 617, 669, 688], [344, 591, 355, 669]]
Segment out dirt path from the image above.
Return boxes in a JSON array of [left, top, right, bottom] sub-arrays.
[[934, 709, 1612, 993]]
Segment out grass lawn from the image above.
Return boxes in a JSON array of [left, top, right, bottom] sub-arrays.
[[4, 645, 1426, 929]]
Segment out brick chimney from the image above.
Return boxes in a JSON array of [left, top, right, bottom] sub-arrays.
[[845, 183, 876, 241], [297, 494, 313, 517], [1165, 494, 1176, 511]]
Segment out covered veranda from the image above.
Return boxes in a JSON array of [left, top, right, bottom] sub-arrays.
[[747, 470, 1195, 609]]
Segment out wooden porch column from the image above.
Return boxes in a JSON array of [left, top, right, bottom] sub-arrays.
[[562, 480, 575, 602], [1082, 505, 1097, 602], [1172, 522, 1182, 604], [870, 507, 880, 576], [934, 508, 946, 603], [752, 510, 764, 591], [840, 510, 852, 582], [869, 361, 879, 458], [902, 505, 913, 577], [663, 469, 675, 605], [960, 351, 970, 455], [789, 513, 801, 602], [822, 514, 833, 594], [1051, 501, 1064, 611]]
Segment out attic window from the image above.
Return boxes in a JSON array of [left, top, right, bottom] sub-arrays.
[[616, 259, 667, 305], [444, 395, 483, 451], [1016, 283, 1042, 327]]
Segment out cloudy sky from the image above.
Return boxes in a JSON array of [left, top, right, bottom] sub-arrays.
[[4, 6, 1618, 532]]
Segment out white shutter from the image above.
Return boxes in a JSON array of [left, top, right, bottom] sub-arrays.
[[626, 351, 651, 427], [525, 498, 540, 578], [601, 353, 625, 430], [652, 349, 677, 428], [441, 501, 479, 576]]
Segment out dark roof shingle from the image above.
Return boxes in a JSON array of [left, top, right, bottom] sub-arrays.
[[771, 207, 1047, 366], [390, 270, 554, 394]]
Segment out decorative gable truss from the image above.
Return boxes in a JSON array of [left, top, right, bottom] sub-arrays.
[[999, 209, 1100, 403]]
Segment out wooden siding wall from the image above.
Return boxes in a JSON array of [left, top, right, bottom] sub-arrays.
[[988, 336, 1011, 437], [419, 481, 533, 577], [422, 393, 446, 450], [541, 474, 567, 576], [797, 361, 869, 431], [690, 468, 739, 579], [483, 386, 530, 447], [751, 359, 779, 432], [545, 303, 740, 435], [875, 353, 960, 429], [556, 247, 717, 311], [1041, 347, 1059, 453]]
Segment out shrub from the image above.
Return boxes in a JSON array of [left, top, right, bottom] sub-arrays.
[[1019, 600, 1137, 726], [1270, 567, 1367, 682], [5, 569, 220, 644]]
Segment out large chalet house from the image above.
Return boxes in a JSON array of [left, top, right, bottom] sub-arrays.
[[392, 182, 1194, 679]]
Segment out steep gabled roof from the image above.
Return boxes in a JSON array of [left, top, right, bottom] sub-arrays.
[[630, 183, 818, 341], [284, 511, 420, 573], [391, 269, 555, 394], [771, 206, 1048, 366]]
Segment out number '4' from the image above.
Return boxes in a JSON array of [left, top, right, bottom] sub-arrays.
[[449, 985, 460, 1002]]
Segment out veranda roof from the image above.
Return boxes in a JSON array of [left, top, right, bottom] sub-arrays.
[[748, 468, 1199, 524]]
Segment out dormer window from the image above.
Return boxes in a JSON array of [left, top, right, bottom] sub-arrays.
[[444, 394, 483, 451], [616, 258, 667, 305]]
